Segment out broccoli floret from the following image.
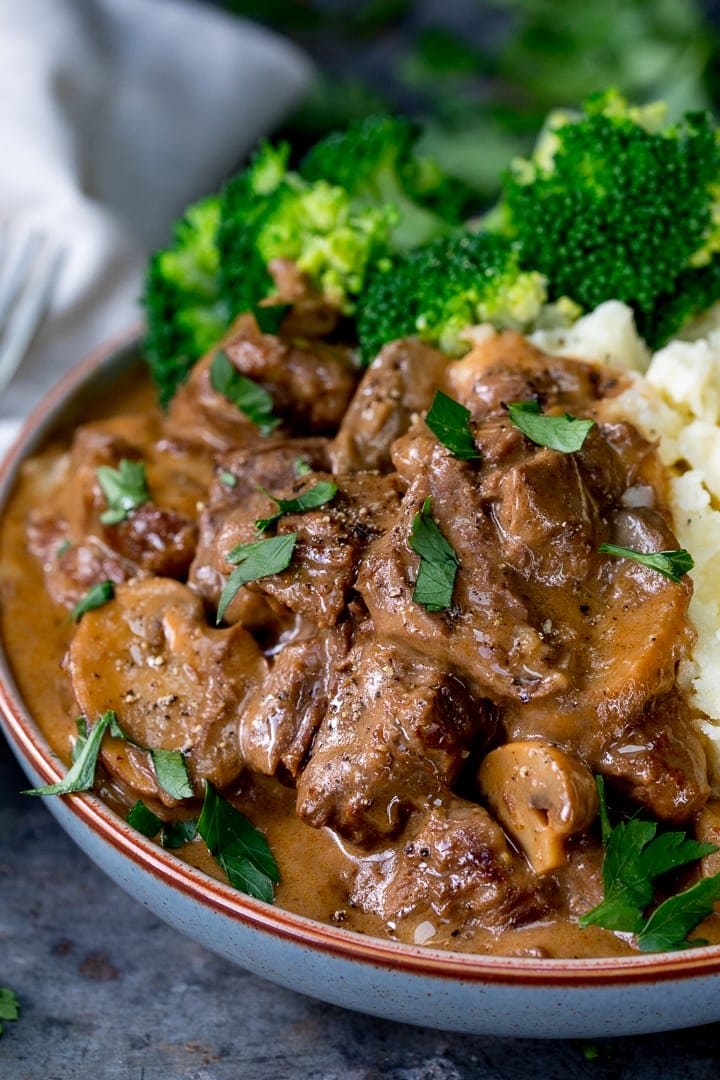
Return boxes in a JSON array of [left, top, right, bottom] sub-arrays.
[[300, 114, 470, 251], [356, 231, 567, 364], [143, 197, 229, 408], [498, 90, 720, 345], [220, 140, 394, 318]]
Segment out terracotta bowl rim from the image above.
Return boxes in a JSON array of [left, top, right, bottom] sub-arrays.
[[3, 328, 720, 989]]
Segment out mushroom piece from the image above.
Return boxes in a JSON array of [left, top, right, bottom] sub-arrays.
[[477, 741, 598, 875]]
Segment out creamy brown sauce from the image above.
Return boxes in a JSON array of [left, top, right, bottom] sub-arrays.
[[3, 325, 720, 958]]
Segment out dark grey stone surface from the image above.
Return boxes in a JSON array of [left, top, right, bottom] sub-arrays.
[[2, 738, 720, 1079]]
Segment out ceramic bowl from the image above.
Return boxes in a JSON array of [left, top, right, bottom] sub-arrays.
[[3, 334, 720, 1039]]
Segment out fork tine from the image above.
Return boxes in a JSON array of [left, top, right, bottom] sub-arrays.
[[0, 237, 63, 393], [0, 230, 44, 329]]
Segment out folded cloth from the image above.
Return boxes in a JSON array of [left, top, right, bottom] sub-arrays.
[[0, 0, 313, 455]]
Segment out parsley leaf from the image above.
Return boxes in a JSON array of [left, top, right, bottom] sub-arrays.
[[507, 399, 594, 452], [210, 350, 279, 435], [581, 786, 720, 950], [127, 802, 197, 848], [218, 469, 237, 488], [216, 533, 297, 624], [409, 496, 459, 612], [150, 749, 194, 800], [161, 819, 198, 849], [97, 459, 150, 525], [637, 875, 720, 952], [598, 543, 694, 584], [71, 580, 115, 622], [71, 716, 89, 763], [127, 800, 162, 837], [0, 987, 19, 1037], [197, 781, 279, 902], [23, 710, 115, 796], [255, 481, 338, 533], [294, 457, 312, 477], [425, 391, 481, 460]]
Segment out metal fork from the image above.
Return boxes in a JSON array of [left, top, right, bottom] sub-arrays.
[[0, 226, 64, 394]]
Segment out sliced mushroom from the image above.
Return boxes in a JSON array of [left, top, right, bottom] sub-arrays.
[[477, 741, 598, 875], [695, 798, 720, 878], [68, 578, 267, 805]]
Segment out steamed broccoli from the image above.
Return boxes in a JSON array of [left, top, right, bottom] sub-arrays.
[[143, 197, 229, 408], [219, 139, 395, 319], [300, 114, 473, 251], [356, 231, 572, 363], [498, 89, 720, 347]]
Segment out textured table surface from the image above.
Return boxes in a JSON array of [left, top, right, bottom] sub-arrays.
[[2, 738, 720, 1079]]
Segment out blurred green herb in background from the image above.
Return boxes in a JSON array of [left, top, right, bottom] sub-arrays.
[[225, 0, 720, 198]]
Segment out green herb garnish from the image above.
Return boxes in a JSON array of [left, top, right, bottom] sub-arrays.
[[408, 496, 458, 612], [637, 875, 720, 952], [197, 781, 279, 902], [580, 781, 720, 950], [161, 819, 198, 849], [23, 710, 115, 796], [0, 988, 19, 1037], [97, 459, 150, 525], [507, 399, 594, 452], [127, 800, 163, 837], [150, 749, 194, 800], [218, 469, 237, 488], [71, 716, 89, 763], [425, 390, 480, 460], [210, 350, 279, 435], [56, 539, 72, 558], [598, 543, 694, 584], [255, 481, 338, 533], [294, 457, 313, 478], [70, 580, 115, 622], [216, 533, 297, 624]]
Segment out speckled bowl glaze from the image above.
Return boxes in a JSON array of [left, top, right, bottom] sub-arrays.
[[3, 334, 720, 1039]]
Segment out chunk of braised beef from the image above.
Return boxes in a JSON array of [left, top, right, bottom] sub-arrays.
[[599, 692, 709, 823], [350, 800, 558, 935], [330, 339, 448, 474], [296, 635, 491, 847], [356, 443, 565, 702], [239, 622, 351, 780], [102, 504, 197, 579], [166, 314, 357, 451]]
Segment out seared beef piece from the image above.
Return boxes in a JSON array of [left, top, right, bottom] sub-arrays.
[[266, 258, 340, 338], [296, 634, 491, 847], [27, 514, 141, 608], [191, 458, 402, 628], [444, 329, 622, 420], [27, 422, 205, 606], [329, 339, 448, 474], [492, 448, 598, 587], [239, 622, 351, 780], [68, 579, 267, 805], [166, 314, 357, 451], [357, 442, 566, 702], [599, 692, 709, 823], [350, 800, 558, 936]]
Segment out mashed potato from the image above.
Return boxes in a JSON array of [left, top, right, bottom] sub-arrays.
[[533, 303, 720, 786]]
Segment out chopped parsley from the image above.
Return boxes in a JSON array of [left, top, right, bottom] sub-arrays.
[[216, 533, 297, 624], [127, 800, 163, 837], [197, 781, 279, 902], [97, 459, 150, 525], [127, 801, 197, 848], [70, 580, 115, 622], [580, 779, 720, 950], [409, 496, 459, 612], [71, 716, 89, 763], [507, 399, 594, 452], [294, 457, 313, 477], [23, 710, 115, 796], [598, 543, 694, 584], [255, 481, 338, 533], [218, 469, 237, 488], [425, 390, 481, 460], [150, 749, 194, 800], [210, 350, 279, 435], [0, 988, 19, 1037], [56, 539, 72, 558]]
